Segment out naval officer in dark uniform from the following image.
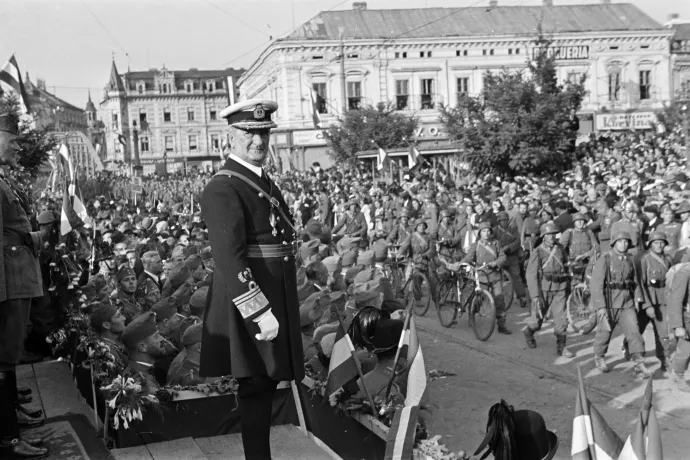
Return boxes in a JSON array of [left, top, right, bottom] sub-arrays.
[[200, 99, 303, 460], [0, 111, 49, 458]]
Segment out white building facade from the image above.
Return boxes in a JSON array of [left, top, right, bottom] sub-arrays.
[[238, 2, 674, 169]]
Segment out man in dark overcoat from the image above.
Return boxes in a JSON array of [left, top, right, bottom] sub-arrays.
[[200, 99, 303, 460], [0, 111, 50, 458]]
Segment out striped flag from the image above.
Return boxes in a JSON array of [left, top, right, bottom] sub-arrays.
[[618, 378, 663, 460], [59, 143, 90, 234], [407, 145, 421, 169], [572, 369, 623, 460], [0, 54, 31, 114], [61, 187, 83, 235], [325, 319, 359, 398], [377, 147, 389, 171], [384, 315, 427, 460], [309, 87, 322, 129]]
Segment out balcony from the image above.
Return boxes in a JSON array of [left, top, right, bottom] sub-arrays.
[[419, 94, 442, 110]]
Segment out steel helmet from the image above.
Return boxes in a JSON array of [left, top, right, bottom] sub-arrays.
[[399, 208, 410, 218], [540, 222, 560, 237], [572, 213, 587, 223], [477, 221, 493, 234], [610, 231, 632, 247], [647, 231, 668, 246]]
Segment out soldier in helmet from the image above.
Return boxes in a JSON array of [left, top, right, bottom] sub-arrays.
[[398, 219, 437, 283], [635, 231, 673, 370], [496, 211, 527, 309], [436, 209, 462, 262], [559, 212, 599, 275], [590, 231, 651, 377], [386, 208, 412, 247], [461, 221, 511, 334], [524, 223, 573, 356]]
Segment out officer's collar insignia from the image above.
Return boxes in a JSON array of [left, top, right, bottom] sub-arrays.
[[254, 105, 265, 120]]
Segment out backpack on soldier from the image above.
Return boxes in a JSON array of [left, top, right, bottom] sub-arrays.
[[665, 262, 690, 305]]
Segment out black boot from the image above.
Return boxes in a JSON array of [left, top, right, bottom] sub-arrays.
[[497, 318, 511, 335], [7, 372, 40, 417], [524, 328, 537, 348], [17, 404, 43, 420], [16, 410, 43, 428], [556, 334, 574, 358], [0, 438, 49, 459]]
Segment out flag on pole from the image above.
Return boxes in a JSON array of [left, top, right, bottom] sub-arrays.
[[0, 54, 31, 114], [325, 320, 359, 399], [61, 187, 83, 235], [384, 315, 427, 460], [407, 145, 421, 169], [572, 367, 624, 460], [617, 377, 663, 460], [377, 147, 389, 171], [309, 87, 323, 129]]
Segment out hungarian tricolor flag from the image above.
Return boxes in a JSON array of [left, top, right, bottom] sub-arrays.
[[617, 377, 663, 460], [377, 147, 389, 171], [59, 143, 90, 235], [407, 145, 421, 169], [385, 314, 427, 460], [325, 319, 359, 399], [0, 54, 31, 114], [309, 87, 323, 129], [572, 368, 623, 460]]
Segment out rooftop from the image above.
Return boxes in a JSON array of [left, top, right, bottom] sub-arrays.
[[671, 23, 690, 41], [285, 3, 665, 41]]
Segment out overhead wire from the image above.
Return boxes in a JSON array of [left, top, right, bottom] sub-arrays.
[[79, 0, 130, 57], [201, 0, 271, 37]]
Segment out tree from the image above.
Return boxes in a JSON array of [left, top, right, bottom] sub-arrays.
[[439, 31, 587, 177], [323, 102, 418, 164]]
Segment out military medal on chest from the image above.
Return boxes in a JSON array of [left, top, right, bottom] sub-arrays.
[[269, 212, 278, 237]]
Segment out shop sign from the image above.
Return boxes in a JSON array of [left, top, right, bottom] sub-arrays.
[[292, 129, 327, 146], [595, 111, 657, 131], [412, 124, 449, 139], [131, 176, 143, 194], [532, 45, 589, 61]]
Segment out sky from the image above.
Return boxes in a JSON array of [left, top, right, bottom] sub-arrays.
[[1, 0, 688, 109]]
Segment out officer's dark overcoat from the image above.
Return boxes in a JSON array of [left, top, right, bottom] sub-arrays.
[[199, 158, 304, 382]]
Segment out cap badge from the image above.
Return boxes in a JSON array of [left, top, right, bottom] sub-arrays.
[[254, 104, 265, 120]]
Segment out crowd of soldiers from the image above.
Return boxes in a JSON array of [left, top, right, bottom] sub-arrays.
[[17, 126, 690, 417]]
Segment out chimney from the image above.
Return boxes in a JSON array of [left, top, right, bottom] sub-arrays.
[[543, 0, 553, 5], [352, 2, 366, 10], [669, 13, 680, 21], [489, 0, 497, 6], [37, 78, 46, 91]]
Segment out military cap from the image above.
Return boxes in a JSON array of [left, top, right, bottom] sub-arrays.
[[110, 231, 125, 244], [37, 211, 56, 225], [313, 324, 339, 349], [299, 291, 329, 327], [647, 231, 668, 246], [345, 266, 362, 285], [190, 286, 209, 309], [372, 239, 388, 262], [89, 303, 120, 330], [141, 217, 154, 231], [181, 322, 203, 347], [341, 250, 357, 268], [611, 231, 632, 246], [414, 219, 428, 230], [307, 291, 333, 323], [540, 222, 559, 236], [305, 219, 323, 236], [300, 239, 321, 261], [116, 266, 136, 283], [168, 263, 191, 288], [322, 255, 342, 275], [398, 208, 410, 218], [220, 99, 278, 130], [572, 213, 587, 223], [496, 211, 509, 221], [477, 221, 493, 233], [357, 250, 375, 267], [329, 291, 347, 314], [199, 246, 213, 261], [121, 311, 158, 350], [354, 289, 383, 309], [353, 268, 374, 285], [184, 255, 203, 271], [0, 112, 19, 135], [151, 297, 178, 321]]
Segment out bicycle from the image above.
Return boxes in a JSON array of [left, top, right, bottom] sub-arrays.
[[400, 257, 434, 317], [436, 262, 497, 341], [501, 268, 515, 311], [565, 260, 594, 334], [382, 245, 406, 298]]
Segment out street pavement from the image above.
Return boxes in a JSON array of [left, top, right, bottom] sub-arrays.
[[416, 304, 690, 459]]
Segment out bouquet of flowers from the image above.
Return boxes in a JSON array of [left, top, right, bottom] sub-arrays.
[[101, 373, 160, 430]]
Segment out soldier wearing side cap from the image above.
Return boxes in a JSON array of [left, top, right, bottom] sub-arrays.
[[200, 99, 303, 460], [167, 323, 210, 386], [590, 231, 651, 377], [121, 312, 167, 392], [90, 303, 129, 371], [0, 110, 50, 459], [115, 266, 143, 324]]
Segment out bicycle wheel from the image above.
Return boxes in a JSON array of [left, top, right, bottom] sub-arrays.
[[468, 289, 496, 341], [437, 279, 459, 327], [566, 284, 593, 333], [406, 271, 431, 316], [501, 269, 515, 311], [388, 264, 405, 298]]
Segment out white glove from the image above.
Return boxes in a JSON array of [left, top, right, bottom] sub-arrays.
[[254, 310, 279, 341]]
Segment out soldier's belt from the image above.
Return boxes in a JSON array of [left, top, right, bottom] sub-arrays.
[[544, 274, 568, 282], [648, 279, 665, 288], [607, 281, 633, 290], [3, 232, 29, 247], [246, 243, 298, 259]]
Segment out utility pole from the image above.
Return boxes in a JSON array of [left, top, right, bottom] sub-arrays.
[[339, 33, 347, 113]]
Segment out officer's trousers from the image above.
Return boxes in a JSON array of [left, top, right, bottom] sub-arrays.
[[593, 308, 644, 358], [505, 262, 526, 300], [0, 298, 31, 370], [673, 337, 690, 375], [527, 290, 567, 336], [237, 375, 278, 460], [637, 305, 673, 361]]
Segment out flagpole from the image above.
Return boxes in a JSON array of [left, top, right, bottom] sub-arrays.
[[338, 316, 378, 413], [384, 297, 414, 400], [577, 365, 598, 460]]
